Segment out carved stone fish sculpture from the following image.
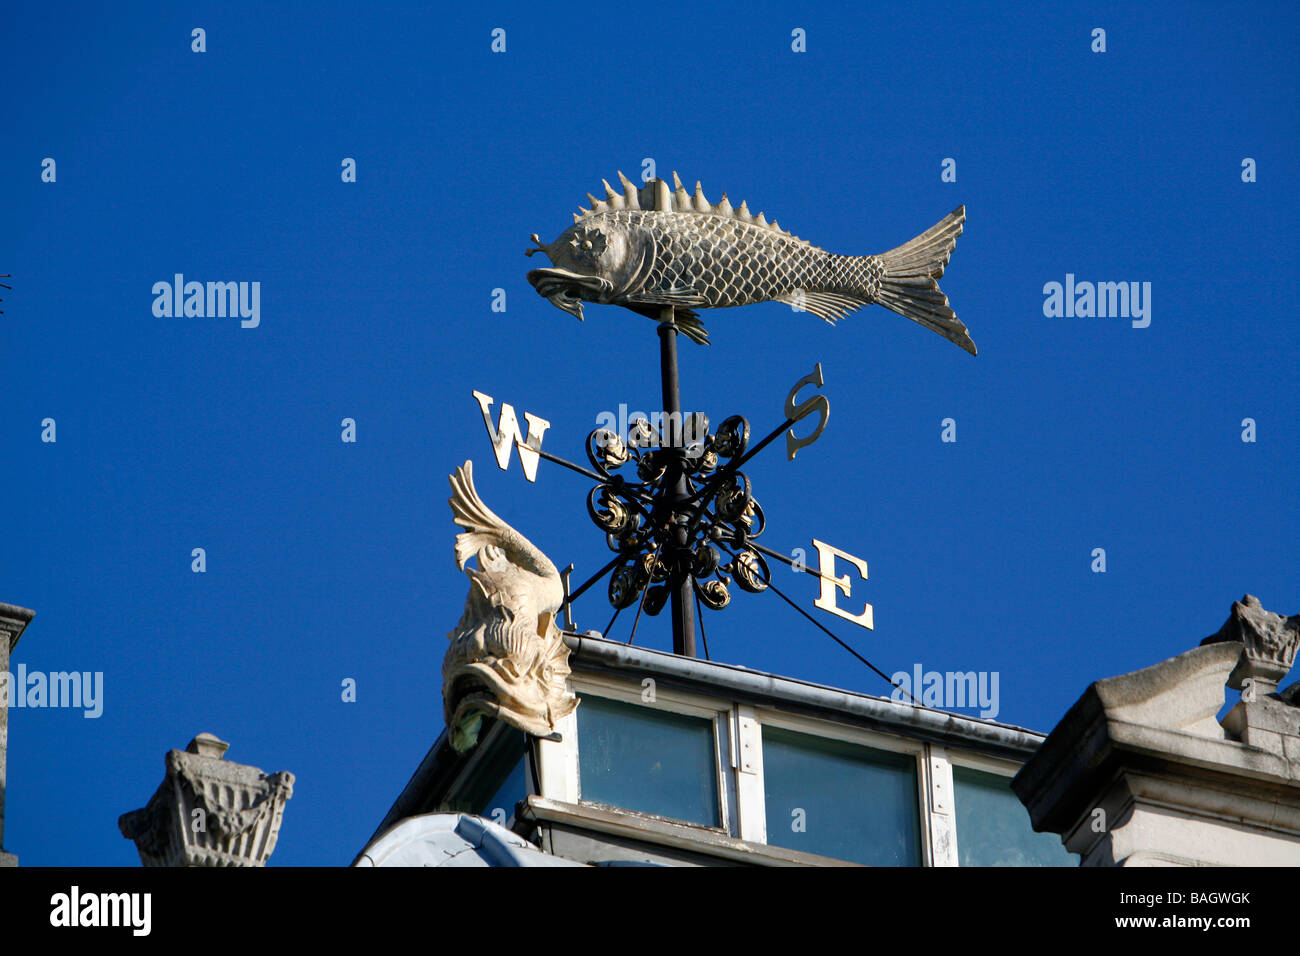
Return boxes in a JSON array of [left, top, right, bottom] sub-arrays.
[[442, 461, 577, 752], [526, 171, 975, 353]]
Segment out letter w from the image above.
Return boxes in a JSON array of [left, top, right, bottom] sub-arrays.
[[473, 390, 550, 483]]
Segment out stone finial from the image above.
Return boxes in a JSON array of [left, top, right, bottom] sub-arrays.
[[1201, 594, 1300, 695], [186, 732, 230, 759], [119, 734, 294, 867]]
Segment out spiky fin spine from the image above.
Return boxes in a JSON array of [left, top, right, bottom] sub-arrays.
[[574, 171, 808, 244]]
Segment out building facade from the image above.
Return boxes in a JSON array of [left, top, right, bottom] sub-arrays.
[[358, 633, 1073, 867]]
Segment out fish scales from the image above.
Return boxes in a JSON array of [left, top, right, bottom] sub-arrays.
[[581, 209, 886, 309], [526, 173, 975, 354]]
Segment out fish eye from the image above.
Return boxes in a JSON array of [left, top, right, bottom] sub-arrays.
[[568, 227, 607, 262]]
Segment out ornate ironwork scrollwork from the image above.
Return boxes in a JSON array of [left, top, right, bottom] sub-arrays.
[[715, 473, 752, 523], [585, 409, 776, 617], [732, 549, 770, 594], [712, 415, 750, 459], [609, 563, 643, 609], [587, 486, 633, 536], [587, 428, 628, 475], [694, 577, 731, 610], [643, 585, 670, 616]]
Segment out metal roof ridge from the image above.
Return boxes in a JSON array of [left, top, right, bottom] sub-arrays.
[[562, 631, 1046, 743]]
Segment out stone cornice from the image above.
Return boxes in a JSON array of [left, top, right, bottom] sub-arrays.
[[0, 604, 34, 655], [1014, 597, 1300, 854]]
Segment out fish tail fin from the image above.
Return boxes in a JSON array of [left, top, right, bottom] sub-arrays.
[[874, 206, 977, 355]]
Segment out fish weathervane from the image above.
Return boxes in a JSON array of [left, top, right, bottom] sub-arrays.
[[526, 171, 975, 354]]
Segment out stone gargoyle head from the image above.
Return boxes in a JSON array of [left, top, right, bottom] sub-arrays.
[[442, 460, 578, 752]]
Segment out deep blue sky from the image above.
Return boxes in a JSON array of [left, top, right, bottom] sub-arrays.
[[2, 2, 1296, 866]]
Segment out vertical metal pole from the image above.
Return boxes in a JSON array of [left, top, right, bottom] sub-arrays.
[[658, 309, 697, 658], [560, 564, 575, 631]]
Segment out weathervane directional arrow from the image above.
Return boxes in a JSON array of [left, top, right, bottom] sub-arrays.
[[466, 169, 971, 699]]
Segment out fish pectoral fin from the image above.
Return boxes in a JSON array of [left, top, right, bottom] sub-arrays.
[[624, 285, 710, 308], [626, 304, 710, 346], [671, 310, 710, 345], [612, 235, 659, 298], [776, 291, 870, 325]]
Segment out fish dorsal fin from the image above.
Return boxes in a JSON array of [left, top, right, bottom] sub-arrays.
[[573, 172, 804, 242]]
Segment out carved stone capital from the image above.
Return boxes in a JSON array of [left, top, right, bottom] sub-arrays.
[[0, 603, 35, 655], [0, 602, 34, 865], [1201, 594, 1300, 694], [119, 733, 294, 867]]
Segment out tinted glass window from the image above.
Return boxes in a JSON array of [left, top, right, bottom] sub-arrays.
[[952, 764, 1075, 866], [763, 726, 921, 865], [577, 695, 720, 827], [444, 722, 528, 818], [482, 753, 528, 823]]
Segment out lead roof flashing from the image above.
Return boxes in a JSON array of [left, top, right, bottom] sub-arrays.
[[563, 632, 1045, 757]]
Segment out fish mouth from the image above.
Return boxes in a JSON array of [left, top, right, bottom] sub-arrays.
[[527, 267, 614, 321], [445, 659, 553, 751]]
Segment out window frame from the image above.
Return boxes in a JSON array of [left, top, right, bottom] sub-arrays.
[[528, 674, 1042, 867], [751, 706, 931, 866], [946, 750, 1062, 867], [947, 749, 1022, 778], [442, 718, 533, 826], [568, 674, 736, 834]]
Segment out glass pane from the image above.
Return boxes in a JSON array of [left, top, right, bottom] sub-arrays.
[[577, 695, 720, 827], [444, 722, 528, 818], [481, 753, 528, 823], [763, 726, 921, 865], [952, 765, 1075, 866]]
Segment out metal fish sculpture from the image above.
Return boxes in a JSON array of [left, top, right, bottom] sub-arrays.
[[526, 171, 975, 353]]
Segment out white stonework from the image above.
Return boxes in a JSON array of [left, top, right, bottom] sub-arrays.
[[443, 461, 578, 752], [0, 602, 35, 867], [119, 733, 294, 867], [1014, 595, 1300, 867]]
